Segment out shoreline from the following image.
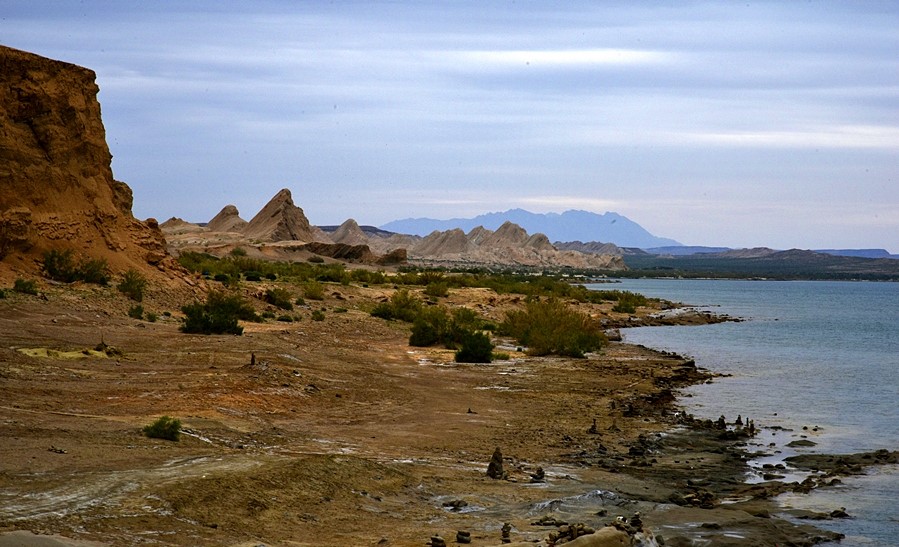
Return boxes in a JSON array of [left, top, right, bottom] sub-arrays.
[[0, 284, 889, 546]]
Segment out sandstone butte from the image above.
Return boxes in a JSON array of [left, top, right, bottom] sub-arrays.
[[1, 45, 873, 547]]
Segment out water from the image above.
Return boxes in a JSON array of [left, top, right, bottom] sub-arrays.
[[590, 279, 899, 546]]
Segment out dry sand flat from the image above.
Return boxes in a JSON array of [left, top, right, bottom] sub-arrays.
[[0, 282, 848, 546]]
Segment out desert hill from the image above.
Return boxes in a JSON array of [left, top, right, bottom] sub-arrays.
[[408, 221, 625, 270], [206, 204, 248, 233], [0, 45, 184, 284], [243, 188, 324, 243]]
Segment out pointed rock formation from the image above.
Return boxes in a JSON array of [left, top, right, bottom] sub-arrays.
[[0, 45, 180, 280], [243, 188, 318, 242], [207, 205, 247, 233], [330, 218, 370, 246]]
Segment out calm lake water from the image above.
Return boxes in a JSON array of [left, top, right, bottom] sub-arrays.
[[590, 279, 898, 546]]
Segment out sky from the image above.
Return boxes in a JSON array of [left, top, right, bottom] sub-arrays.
[[3, 1, 898, 251]]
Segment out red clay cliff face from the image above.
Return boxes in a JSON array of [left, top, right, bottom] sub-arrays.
[[0, 45, 176, 280]]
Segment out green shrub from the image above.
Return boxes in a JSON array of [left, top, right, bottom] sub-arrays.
[[295, 296, 306, 306], [180, 290, 259, 335], [263, 287, 294, 310], [277, 314, 294, 322], [308, 255, 325, 263], [118, 269, 148, 301], [611, 291, 647, 313], [0, 288, 5, 298], [13, 278, 38, 295], [230, 247, 247, 257], [128, 305, 144, 320], [371, 289, 422, 322], [500, 298, 605, 358], [262, 310, 276, 319], [304, 281, 325, 301], [78, 258, 109, 285], [143, 415, 181, 441], [41, 249, 78, 282], [146, 312, 158, 323], [424, 282, 449, 298], [409, 306, 449, 347], [243, 271, 263, 282], [41, 249, 109, 285], [311, 310, 325, 321], [455, 331, 494, 363]]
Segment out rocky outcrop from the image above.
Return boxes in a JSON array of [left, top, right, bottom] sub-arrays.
[[206, 205, 247, 233], [556, 240, 624, 256], [243, 188, 323, 243], [407, 221, 626, 270], [0, 45, 180, 279]]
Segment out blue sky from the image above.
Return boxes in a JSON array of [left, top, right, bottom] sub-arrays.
[[4, 1, 898, 251]]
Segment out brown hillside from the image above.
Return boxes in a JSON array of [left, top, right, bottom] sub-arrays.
[[0, 45, 182, 283], [330, 218, 369, 246]]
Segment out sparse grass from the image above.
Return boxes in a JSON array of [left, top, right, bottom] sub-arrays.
[[142, 416, 181, 441], [13, 278, 39, 295], [423, 281, 449, 298]]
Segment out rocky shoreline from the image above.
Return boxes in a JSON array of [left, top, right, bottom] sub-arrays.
[[0, 285, 893, 546]]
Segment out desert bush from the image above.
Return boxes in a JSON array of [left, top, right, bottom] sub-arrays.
[[304, 280, 325, 301], [13, 278, 38, 295], [230, 247, 247, 257], [0, 288, 5, 298], [277, 314, 294, 322], [500, 298, 605, 358], [295, 296, 306, 306], [41, 249, 78, 282], [311, 310, 325, 321], [455, 331, 494, 363], [424, 281, 449, 298], [243, 271, 263, 282], [307, 255, 325, 263], [78, 258, 109, 285], [143, 415, 181, 441], [180, 290, 259, 335], [261, 310, 276, 319], [611, 291, 647, 313], [128, 305, 144, 320], [118, 269, 147, 301], [263, 287, 294, 310], [370, 289, 421, 322], [41, 249, 109, 285], [146, 312, 158, 322], [409, 306, 450, 347]]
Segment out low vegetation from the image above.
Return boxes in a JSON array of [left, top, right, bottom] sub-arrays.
[[13, 278, 39, 295], [263, 287, 294, 310], [117, 269, 147, 301], [42, 249, 109, 285], [142, 415, 181, 441], [180, 290, 260, 335], [500, 298, 606, 358]]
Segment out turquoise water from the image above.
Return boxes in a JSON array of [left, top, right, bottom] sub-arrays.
[[593, 279, 899, 546]]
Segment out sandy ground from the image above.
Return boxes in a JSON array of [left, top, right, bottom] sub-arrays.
[[0, 279, 844, 546]]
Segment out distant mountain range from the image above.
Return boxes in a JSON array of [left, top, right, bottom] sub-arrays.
[[381, 209, 682, 249]]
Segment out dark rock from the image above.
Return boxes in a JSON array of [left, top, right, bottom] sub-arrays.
[[486, 447, 504, 479]]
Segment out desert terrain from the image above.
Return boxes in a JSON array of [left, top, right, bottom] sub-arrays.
[[0, 278, 851, 547]]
